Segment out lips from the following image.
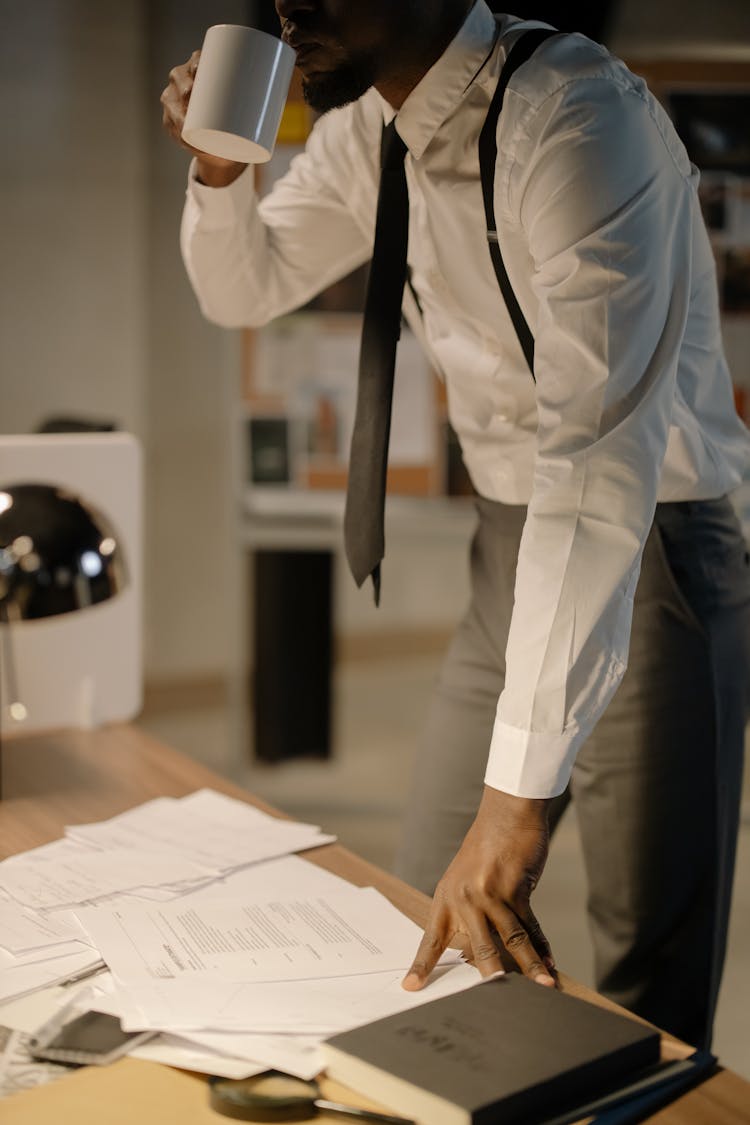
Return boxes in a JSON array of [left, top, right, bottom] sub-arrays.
[[281, 23, 333, 73], [282, 22, 325, 48], [292, 42, 318, 60], [287, 39, 328, 73], [282, 24, 314, 49]]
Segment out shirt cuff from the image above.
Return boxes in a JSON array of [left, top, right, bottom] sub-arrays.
[[186, 158, 254, 230], [483, 717, 584, 799]]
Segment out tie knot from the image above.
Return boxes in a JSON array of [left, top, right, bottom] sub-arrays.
[[381, 120, 407, 171]]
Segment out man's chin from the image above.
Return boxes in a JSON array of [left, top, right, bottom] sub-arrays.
[[300, 64, 374, 114]]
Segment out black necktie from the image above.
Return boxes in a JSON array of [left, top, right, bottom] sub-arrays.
[[344, 121, 409, 606]]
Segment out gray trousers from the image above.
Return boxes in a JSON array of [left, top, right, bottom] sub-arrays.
[[395, 495, 750, 1049]]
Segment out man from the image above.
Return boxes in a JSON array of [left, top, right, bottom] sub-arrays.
[[162, 0, 750, 1047]]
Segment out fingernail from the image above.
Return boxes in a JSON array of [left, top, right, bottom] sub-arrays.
[[481, 970, 506, 983], [402, 973, 421, 990], [536, 972, 555, 987]]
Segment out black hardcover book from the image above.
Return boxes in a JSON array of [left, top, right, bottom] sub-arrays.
[[323, 975, 661, 1125]]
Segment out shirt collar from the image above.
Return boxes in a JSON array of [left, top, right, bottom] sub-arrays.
[[376, 0, 499, 159]]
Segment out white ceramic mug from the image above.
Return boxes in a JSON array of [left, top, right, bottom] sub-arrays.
[[182, 24, 296, 164]]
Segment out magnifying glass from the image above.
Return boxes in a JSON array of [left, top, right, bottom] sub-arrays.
[[209, 1071, 415, 1123]]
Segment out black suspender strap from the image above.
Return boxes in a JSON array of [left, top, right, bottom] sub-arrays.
[[478, 27, 559, 380]]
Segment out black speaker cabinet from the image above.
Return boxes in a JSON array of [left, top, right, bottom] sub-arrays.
[[252, 549, 333, 761]]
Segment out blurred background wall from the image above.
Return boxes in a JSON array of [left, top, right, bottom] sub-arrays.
[[0, 1, 246, 698]]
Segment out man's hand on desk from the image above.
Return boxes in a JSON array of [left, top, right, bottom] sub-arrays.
[[402, 786, 557, 990]]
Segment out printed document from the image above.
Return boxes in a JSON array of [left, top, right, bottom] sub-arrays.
[[75, 886, 456, 985], [66, 790, 333, 873], [0, 851, 213, 911], [0, 902, 82, 954], [108, 962, 480, 1035]]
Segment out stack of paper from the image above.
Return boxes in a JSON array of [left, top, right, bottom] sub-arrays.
[[0, 789, 479, 1088], [0, 895, 102, 1005], [0, 790, 333, 1005]]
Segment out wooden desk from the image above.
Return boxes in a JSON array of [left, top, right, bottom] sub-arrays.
[[1, 723, 748, 1124]]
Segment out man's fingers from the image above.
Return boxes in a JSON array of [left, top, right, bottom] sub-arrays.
[[169, 63, 194, 100], [160, 101, 186, 147], [516, 902, 556, 974], [463, 912, 505, 979], [402, 923, 449, 991], [160, 61, 197, 151], [490, 905, 555, 986]]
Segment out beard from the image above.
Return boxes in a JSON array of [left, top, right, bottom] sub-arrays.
[[300, 53, 378, 114]]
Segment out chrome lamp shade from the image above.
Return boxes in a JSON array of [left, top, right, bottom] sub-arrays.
[[0, 484, 125, 622], [0, 483, 128, 765]]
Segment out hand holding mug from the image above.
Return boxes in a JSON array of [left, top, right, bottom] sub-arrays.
[[160, 25, 296, 188], [160, 51, 246, 187]]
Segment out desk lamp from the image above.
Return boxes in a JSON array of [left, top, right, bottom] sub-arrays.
[[0, 484, 126, 797], [0, 483, 126, 715]]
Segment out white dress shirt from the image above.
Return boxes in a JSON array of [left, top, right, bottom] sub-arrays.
[[181, 1, 750, 798]]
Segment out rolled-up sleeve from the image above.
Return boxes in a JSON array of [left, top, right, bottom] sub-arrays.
[[485, 76, 695, 797]]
